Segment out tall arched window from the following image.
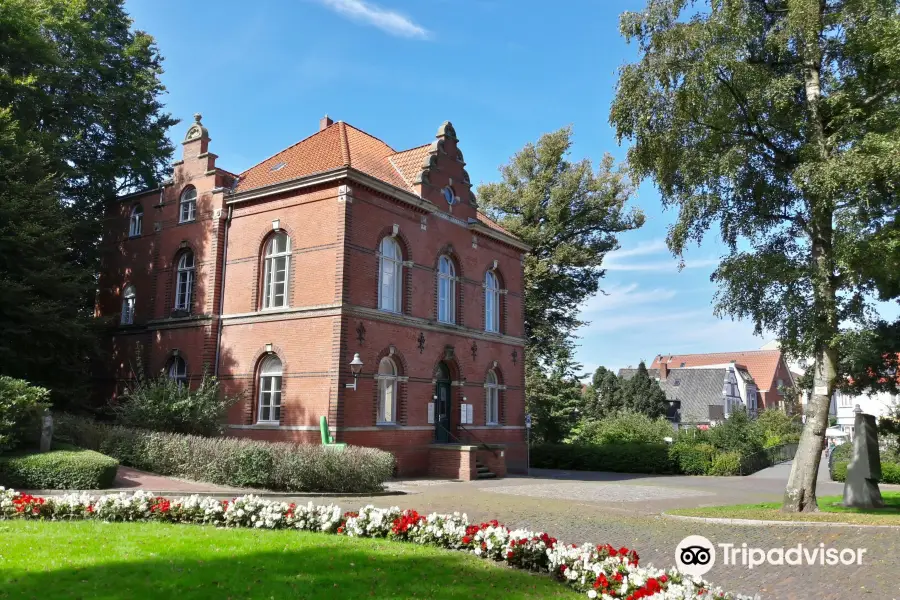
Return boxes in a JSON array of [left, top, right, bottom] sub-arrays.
[[485, 369, 500, 425], [485, 271, 500, 332], [179, 187, 197, 223], [257, 355, 283, 423], [438, 255, 456, 324], [262, 233, 290, 309], [379, 237, 402, 313], [129, 205, 143, 237], [168, 356, 188, 385], [121, 284, 136, 325], [175, 251, 195, 311], [377, 357, 398, 424]]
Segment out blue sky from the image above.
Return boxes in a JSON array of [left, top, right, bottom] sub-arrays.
[[124, 0, 879, 375]]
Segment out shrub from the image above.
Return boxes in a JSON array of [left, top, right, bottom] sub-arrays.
[[114, 369, 242, 437], [707, 408, 764, 455], [54, 414, 395, 493], [670, 441, 716, 475], [0, 377, 49, 452], [530, 443, 675, 474], [708, 451, 742, 476], [567, 410, 674, 446], [0, 445, 118, 489]]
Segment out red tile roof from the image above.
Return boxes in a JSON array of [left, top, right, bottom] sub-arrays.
[[233, 120, 521, 244], [651, 350, 786, 392]]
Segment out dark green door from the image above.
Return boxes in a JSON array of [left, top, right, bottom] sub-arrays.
[[435, 364, 452, 443]]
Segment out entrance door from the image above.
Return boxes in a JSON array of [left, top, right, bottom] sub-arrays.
[[435, 362, 452, 443]]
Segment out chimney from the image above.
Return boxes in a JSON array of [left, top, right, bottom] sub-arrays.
[[659, 360, 668, 381], [319, 114, 334, 131]]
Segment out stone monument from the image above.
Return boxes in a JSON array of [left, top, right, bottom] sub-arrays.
[[39, 409, 53, 453], [842, 405, 884, 508]]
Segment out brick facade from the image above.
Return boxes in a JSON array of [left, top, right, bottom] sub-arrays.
[[97, 115, 529, 478]]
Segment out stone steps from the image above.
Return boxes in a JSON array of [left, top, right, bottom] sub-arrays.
[[475, 461, 497, 480]]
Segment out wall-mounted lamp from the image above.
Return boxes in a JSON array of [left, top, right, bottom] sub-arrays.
[[346, 353, 364, 391]]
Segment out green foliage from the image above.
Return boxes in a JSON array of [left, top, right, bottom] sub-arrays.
[[477, 128, 643, 366], [583, 366, 624, 419], [523, 351, 585, 444], [530, 443, 674, 474], [0, 376, 49, 452], [670, 441, 717, 476], [0, 444, 118, 489], [477, 129, 643, 443], [618, 362, 668, 419], [0, 0, 175, 407], [707, 408, 765, 456], [114, 369, 242, 437], [0, 109, 96, 404], [567, 410, 673, 445], [610, 0, 900, 508], [54, 414, 395, 493], [708, 451, 743, 477]]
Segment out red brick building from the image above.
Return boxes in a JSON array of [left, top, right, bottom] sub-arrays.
[[96, 114, 529, 479]]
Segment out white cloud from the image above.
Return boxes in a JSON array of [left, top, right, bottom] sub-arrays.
[[316, 0, 430, 39], [582, 283, 677, 314], [603, 238, 719, 272]]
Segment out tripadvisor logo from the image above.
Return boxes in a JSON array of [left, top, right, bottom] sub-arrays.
[[676, 536, 867, 575]]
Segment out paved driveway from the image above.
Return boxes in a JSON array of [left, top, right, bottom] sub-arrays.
[[304, 461, 899, 600]]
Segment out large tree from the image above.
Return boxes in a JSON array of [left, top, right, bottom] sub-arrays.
[[620, 362, 669, 419], [611, 0, 900, 511], [0, 0, 175, 404], [477, 127, 644, 443]]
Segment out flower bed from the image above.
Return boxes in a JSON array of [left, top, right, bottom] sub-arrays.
[[0, 487, 756, 600]]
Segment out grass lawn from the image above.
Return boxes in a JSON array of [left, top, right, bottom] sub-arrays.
[[0, 521, 575, 600], [669, 491, 900, 526]]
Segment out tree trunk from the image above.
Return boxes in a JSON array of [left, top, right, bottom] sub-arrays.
[[782, 0, 835, 513]]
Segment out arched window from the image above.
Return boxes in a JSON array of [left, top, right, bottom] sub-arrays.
[[262, 232, 291, 309], [257, 355, 283, 423], [437, 255, 456, 324], [175, 251, 195, 311], [168, 356, 187, 385], [179, 187, 197, 223], [121, 284, 136, 325], [485, 271, 500, 332], [485, 370, 500, 425], [129, 205, 143, 237], [378, 237, 402, 313], [377, 357, 398, 424]]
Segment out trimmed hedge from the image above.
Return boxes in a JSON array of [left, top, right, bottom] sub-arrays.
[[54, 414, 395, 493], [830, 443, 900, 484], [0, 445, 118, 489], [670, 442, 716, 475], [530, 443, 675, 474], [708, 451, 742, 476]]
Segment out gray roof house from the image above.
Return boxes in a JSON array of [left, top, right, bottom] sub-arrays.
[[618, 362, 757, 428]]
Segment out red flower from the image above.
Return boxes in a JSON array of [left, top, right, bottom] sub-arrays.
[[660, 574, 668, 583], [462, 536, 471, 545]]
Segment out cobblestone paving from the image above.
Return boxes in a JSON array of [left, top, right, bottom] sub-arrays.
[[304, 476, 900, 600], [484, 481, 713, 503]]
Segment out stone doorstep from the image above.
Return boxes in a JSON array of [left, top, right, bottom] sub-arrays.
[[429, 443, 508, 451]]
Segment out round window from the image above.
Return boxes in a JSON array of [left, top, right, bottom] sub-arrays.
[[442, 186, 456, 205]]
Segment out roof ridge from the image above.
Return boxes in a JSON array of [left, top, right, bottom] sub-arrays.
[[389, 142, 431, 157], [341, 121, 397, 154], [339, 122, 351, 166], [237, 122, 340, 176]]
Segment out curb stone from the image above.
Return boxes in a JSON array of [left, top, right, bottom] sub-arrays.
[[662, 512, 900, 529]]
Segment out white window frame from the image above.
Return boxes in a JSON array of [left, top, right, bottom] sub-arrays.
[[175, 252, 194, 311], [377, 357, 398, 424], [257, 355, 283, 424], [262, 233, 291, 309], [121, 284, 136, 325], [179, 187, 197, 223], [438, 255, 456, 324], [129, 205, 143, 237], [168, 356, 187, 384], [485, 271, 500, 332], [485, 369, 500, 425], [378, 237, 402, 313]]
